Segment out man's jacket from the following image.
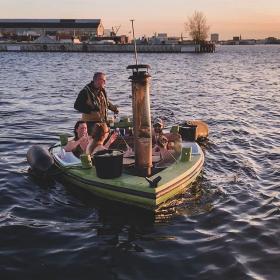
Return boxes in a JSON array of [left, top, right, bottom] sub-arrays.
[[74, 82, 117, 122]]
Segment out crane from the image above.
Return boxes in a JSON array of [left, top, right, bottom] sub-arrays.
[[111, 25, 121, 36]]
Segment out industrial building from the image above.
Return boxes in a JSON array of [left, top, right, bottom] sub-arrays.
[[0, 19, 104, 41]]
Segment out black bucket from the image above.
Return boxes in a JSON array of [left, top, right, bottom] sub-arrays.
[[179, 123, 197, 141], [94, 149, 124, 179]]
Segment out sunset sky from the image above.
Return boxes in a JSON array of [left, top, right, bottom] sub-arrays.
[[1, 0, 280, 40]]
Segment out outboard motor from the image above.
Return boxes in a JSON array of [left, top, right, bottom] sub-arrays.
[[179, 120, 209, 142], [26, 145, 54, 177]]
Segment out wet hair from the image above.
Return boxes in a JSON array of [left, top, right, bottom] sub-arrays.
[[87, 122, 109, 155], [153, 118, 164, 128], [91, 122, 108, 141], [93, 72, 105, 81], [74, 120, 86, 139]]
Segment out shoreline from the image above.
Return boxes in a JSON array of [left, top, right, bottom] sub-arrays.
[[0, 42, 215, 53]]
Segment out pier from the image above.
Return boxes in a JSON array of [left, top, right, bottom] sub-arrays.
[[0, 42, 215, 53]]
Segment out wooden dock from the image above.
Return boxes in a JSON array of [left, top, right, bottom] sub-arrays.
[[0, 42, 215, 53]]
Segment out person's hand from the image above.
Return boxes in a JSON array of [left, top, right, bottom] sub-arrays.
[[79, 135, 89, 149], [114, 107, 119, 114], [108, 131, 118, 145]]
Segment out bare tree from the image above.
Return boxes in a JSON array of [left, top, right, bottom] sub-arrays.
[[185, 11, 210, 43]]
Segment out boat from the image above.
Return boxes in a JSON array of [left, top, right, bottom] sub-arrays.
[[27, 63, 207, 211], [48, 135, 204, 211]]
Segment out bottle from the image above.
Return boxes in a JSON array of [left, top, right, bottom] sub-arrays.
[[108, 116, 114, 128], [126, 127, 132, 136], [59, 148, 66, 159]]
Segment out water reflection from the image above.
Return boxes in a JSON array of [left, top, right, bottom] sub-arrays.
[[1, 46, 280, 278]]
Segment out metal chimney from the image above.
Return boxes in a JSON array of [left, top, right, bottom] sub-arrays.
[[127, 64, 152, 177]]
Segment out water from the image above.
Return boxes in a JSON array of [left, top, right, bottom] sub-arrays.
[[0, 45, 279, 279]]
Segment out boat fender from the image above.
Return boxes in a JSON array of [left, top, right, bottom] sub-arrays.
[[145, 176, 162, 188], [26, 145, 54, 173]]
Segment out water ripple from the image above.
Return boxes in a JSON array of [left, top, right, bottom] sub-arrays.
[[0, 45, 280, 279]]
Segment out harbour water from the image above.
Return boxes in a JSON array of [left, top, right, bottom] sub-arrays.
[[0, 45, 279, 279]]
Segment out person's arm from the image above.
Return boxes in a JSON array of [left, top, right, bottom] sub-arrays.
[[65, 135, 90, 152], [104, 131, 118, 148], [107, 101, 119, 114], [102, 89, 118, 114], [86, 139, 95, 155], [64, 139, 81, 152]]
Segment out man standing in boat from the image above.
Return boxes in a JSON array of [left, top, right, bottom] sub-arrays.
[[74, 72, 119, 134]]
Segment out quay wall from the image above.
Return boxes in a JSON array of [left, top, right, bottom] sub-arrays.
[[0, 43, 215, 53]]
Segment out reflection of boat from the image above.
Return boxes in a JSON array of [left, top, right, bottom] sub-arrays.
[[49, 140, 204, 210]]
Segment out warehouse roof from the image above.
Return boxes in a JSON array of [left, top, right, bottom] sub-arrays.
[[0, 19, 102, 29]]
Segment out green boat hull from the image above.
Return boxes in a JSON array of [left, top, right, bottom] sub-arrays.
[[51, 144, 204, 210]]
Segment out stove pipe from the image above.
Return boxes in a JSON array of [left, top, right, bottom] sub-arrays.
[[127, 64, 152, 177]]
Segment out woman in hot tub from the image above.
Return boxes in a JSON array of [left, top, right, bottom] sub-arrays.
[[64, 120, 90, 158], [86, 122, 118, 156]]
